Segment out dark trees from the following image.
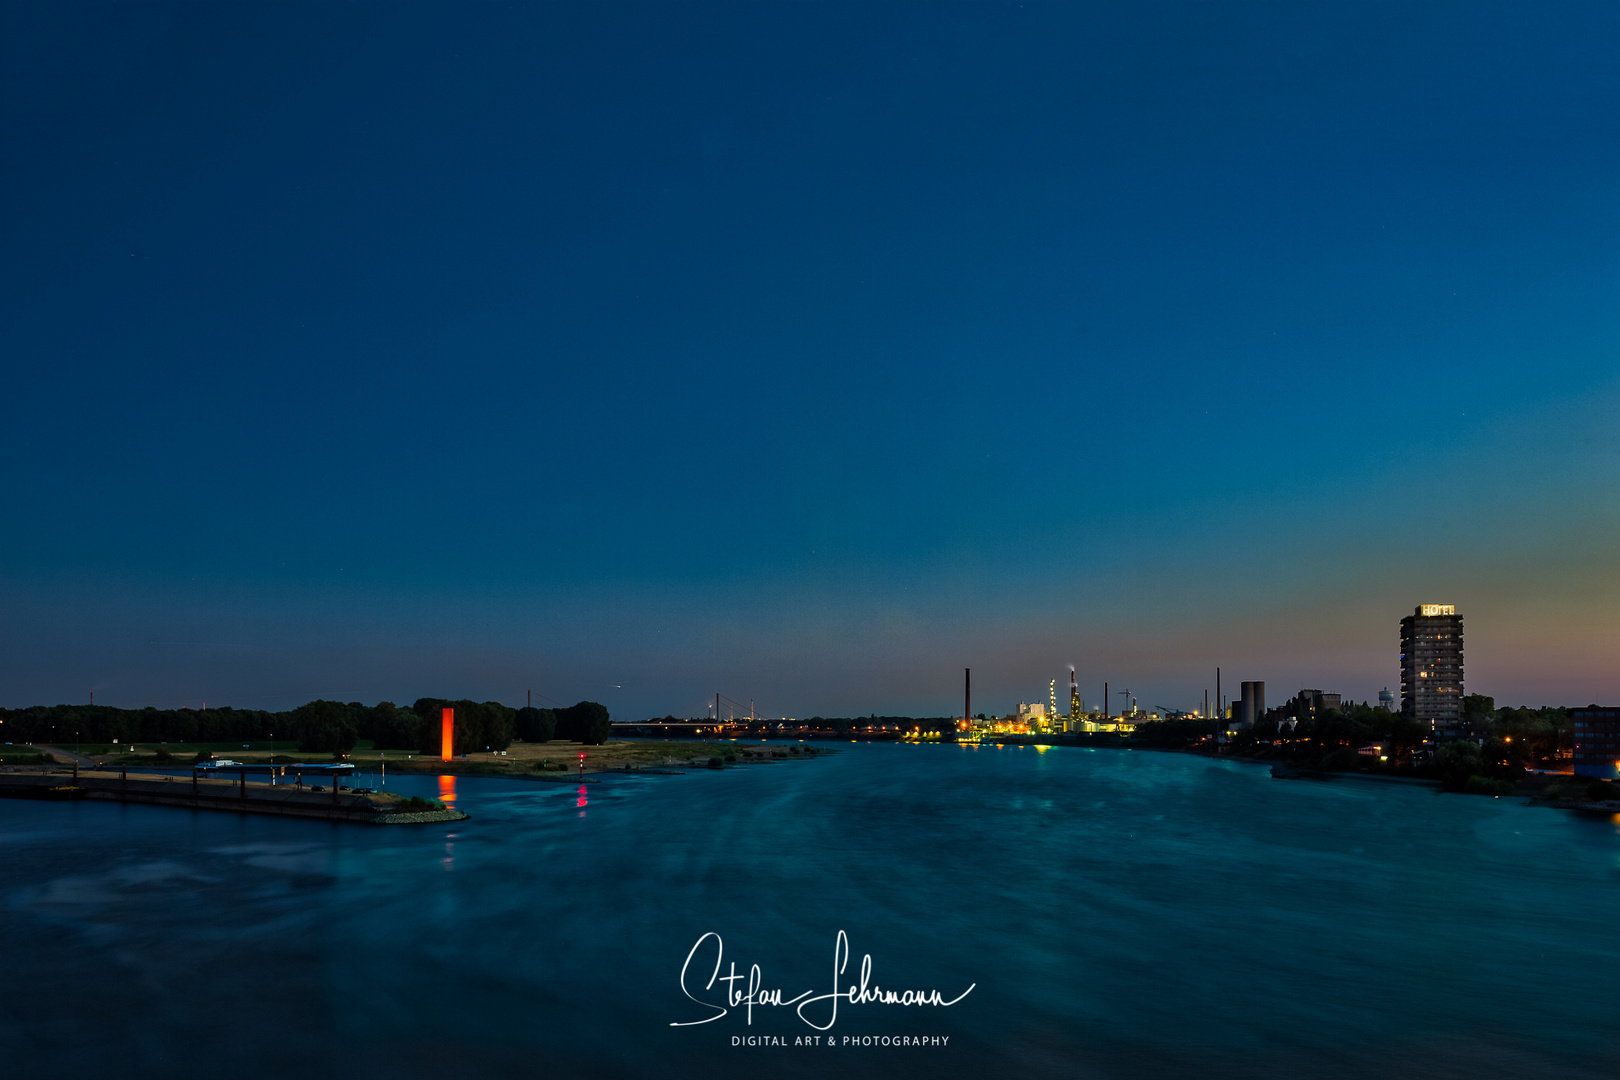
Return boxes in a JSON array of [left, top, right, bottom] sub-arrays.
[[555, 701, 612, 745], [515, 706, 557, 743], [372, 705, 424, 751], [293, 700, 358, 753], [1463, 694, 1496, 727]]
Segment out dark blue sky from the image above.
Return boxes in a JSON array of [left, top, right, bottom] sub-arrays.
[[3, 2, 1618, 718]]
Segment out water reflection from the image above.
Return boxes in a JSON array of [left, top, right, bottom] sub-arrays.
[[577, 784, 588, 818], [438, 774, 457, 807]]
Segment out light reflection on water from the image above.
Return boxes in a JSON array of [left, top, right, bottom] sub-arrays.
[[2, 744, 1618, 1080]]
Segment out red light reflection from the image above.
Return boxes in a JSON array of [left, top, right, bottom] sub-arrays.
[[438, 774, 457, 807]]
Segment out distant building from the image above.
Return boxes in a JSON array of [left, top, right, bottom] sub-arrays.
[[1072, 717, 1137, 735], [1378, 687, 1396, 712], [1400, 604, 1464, 737], [1571, 706, 1620, 780]]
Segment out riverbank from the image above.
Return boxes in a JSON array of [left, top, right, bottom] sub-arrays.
[[1262, 758, 1606, 803], [0, 768, 469, 825], [69, 737, 831, 779], [976, 734, 1614, 814], [381, 738, 831, 777]]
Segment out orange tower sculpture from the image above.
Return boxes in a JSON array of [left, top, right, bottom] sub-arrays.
[[441, 707, 454, 761]]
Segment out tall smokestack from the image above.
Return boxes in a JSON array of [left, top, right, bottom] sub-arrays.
[[1104, 681, 1109, 720], [965, 668, 971, 726]]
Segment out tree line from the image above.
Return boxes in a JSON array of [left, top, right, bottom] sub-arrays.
[[0, 699, 613, 754]]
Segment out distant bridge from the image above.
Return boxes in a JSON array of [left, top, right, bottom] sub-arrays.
[[653, 691, 770, 725], [612, 720, 733, 735]]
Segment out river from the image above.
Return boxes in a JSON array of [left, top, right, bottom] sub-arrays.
[[2, 741, 1616, 1078]]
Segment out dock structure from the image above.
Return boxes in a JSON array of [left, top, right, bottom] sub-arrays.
[[0, 769, 468, 824], [193, 759, 356, 805]]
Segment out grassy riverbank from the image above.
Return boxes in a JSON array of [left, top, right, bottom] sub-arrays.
[[66, 738, 831, 777]]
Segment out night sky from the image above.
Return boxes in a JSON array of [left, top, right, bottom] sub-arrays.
[[3, 2, 1617, 719]]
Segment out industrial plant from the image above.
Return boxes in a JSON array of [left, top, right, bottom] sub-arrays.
[[963, 603, 1467, 745], [961, 669, 1157, 741]]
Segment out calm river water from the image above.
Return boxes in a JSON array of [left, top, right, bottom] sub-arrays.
[[3, 742, 1617, 1079]]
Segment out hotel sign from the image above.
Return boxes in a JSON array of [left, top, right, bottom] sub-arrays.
[[1419, 604, 1456, 616]]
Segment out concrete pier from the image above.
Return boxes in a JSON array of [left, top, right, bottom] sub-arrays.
[[0, 769, 468, 824]]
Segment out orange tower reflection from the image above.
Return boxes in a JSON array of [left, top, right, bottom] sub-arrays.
[[438, 774, 457, 808]]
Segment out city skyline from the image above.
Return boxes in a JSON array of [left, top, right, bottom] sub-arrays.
[[4, 3, 1618, 718]]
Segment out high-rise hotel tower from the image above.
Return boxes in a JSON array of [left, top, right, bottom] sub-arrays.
[[1400, 604, 1464, 736]]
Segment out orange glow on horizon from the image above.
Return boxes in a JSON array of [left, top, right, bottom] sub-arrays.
[[442, 707, 454, 761]]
